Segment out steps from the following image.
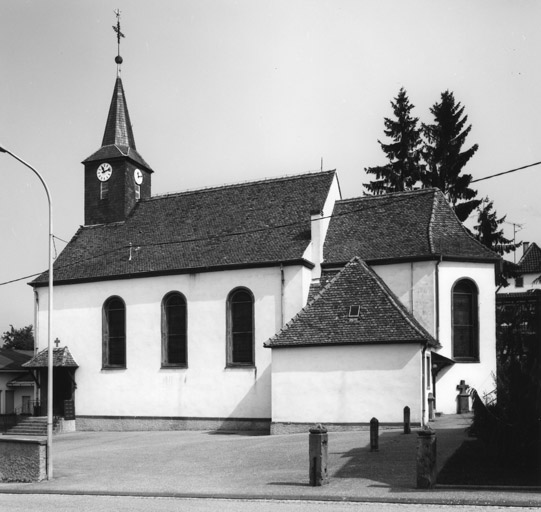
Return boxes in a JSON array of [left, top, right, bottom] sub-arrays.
[[4, 416, 47, 436]]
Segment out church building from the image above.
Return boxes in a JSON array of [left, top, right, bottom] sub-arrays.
[[29, 41, 499, 433]]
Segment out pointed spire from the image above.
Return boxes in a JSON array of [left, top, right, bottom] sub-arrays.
[[101, 77, 136, 149]]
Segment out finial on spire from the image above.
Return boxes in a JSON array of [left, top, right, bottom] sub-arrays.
[[112, 9, 125, 75]]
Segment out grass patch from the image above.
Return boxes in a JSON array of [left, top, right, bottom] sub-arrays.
[[437, 438, 540, 486]]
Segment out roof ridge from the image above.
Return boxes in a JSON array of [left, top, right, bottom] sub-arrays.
[[519, 242, 541, 264], [151, 170, 336, 201], [340, 188, 436, 204]]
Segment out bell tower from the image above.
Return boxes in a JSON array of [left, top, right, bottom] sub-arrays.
[[82, 10, 153, 226]]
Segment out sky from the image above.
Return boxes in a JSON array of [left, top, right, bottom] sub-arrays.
[[1, 0, 540, 337]]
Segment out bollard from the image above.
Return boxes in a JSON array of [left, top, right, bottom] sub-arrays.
[[416, 427, 437, 489], [309, 424, 329, 486], [369, 417, 379, 452], [403, 406, 411, 434]]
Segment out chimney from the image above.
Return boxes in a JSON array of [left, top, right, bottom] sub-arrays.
[[523, 242, 530, 255]]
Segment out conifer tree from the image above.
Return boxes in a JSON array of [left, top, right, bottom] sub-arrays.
[[364, 88, 424, 195], [473, 197, 519, 255], [422, 90, 481, 221]]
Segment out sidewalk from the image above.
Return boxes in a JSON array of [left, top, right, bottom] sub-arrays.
[[1, 414, 539, 507]]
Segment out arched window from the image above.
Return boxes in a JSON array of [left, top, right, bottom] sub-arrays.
[[452, 279, 479, 361], [103, 296, 126, 368], [227, 288, 254, 366], [162, 292, 187, 367]]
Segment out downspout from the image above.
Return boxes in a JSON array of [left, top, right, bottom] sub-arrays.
[[422, 344, 427, 427], [280, 264, 285, 327]]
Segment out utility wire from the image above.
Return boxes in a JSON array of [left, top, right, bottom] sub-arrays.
[[471, 161, 541, 183]]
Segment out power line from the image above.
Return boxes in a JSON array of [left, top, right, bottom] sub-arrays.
[[471, 161, 541, 183]]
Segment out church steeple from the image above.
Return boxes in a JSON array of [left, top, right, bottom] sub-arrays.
[[82, 11, 153, 226], [102, 77, 137, 149]]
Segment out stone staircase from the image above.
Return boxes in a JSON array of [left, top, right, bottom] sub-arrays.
[[4, 416, 47, 436]]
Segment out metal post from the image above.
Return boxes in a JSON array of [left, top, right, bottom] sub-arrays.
[[0, 145, 54, 479]]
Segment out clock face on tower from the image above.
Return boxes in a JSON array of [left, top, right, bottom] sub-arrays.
[[134, 168, 143, 185], [96, 163, 113, 182]]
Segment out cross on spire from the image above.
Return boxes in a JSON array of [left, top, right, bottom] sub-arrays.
[[112, 9, 125, 75]]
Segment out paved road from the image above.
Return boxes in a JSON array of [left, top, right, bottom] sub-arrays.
[[0, 495, 539, 512]]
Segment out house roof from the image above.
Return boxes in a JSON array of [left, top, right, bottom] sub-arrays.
[[517, 242, 541, 274], [32, 171, 337, 286], [0, 349, 33, 371], [265, 257, 439, 348], [323, 188, 499, 265], [22, 347, 78, 368]]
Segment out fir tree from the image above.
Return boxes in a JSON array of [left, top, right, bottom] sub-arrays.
[[422, 90, 481, 221], [364, 88, 424, 195], [474, 197, 519, 255]]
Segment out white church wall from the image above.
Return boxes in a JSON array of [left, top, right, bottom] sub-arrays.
[[435, 261, 497, 414], [34, 263, 310, 429], [270, 343, 423, 433], [372, 261, 437, 336]]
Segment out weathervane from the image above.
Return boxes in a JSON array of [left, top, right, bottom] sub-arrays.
[[113, 9, 125, 75]]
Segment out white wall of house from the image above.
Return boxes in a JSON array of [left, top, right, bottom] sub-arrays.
[[0, 374, 34, 414], [270, 343, 424, 426], [436, 261, 497, 413], [501, 272, 541, 292], [34, 264, 310, 422]]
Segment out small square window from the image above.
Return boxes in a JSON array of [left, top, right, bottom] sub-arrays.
[[515, 276, 524, 288], [348, 305, 360, 318]]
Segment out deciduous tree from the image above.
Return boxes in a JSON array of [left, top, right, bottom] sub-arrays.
[[1, 324, 34, 350]]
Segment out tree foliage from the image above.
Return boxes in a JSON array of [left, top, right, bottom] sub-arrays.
[[364, 89, 482, 222], [473, 197, 520, 255], [364, 88, 424, 195], [421, 90, 481, 221], [1, 324, 34, 350]]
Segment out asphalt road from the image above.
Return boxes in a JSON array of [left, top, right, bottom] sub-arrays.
[[1, 495, 539, 512]]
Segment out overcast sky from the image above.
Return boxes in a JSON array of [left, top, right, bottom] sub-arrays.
[[1, 0, 540, 338]]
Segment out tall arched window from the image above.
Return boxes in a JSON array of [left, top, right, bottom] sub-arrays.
[[162, 292, 187, 367], [452, 279, 479, 361], [227, 288, 254, 366], [103, 296, 126, 368]]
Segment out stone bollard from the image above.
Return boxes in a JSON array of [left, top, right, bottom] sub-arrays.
[[416, 427, 437, 489], [370, 417, 379, 452], [309, 424, 329, 486], [403, 406, 411, 434]]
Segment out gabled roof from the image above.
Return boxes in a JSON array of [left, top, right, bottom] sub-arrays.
[[323, 188, 499, 265], [0, 349, 33, 371], [22, 347, 78, 368], [265, 257, 438, 348], [32, 171, 337, 286], [517, 242, 541, 274], [82, 77, 153, 171]]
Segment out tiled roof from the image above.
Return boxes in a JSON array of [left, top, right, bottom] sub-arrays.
[[83, 144, 152, 172], [518, 243, 541, 273], [265, 257, 438, 348], [22, 347, 78, 368], [323, 188, 499, 264], [32, 171, 337, 285], [0, 349, 33, 371]]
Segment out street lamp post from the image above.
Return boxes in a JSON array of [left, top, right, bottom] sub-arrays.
[[0, 145, 54, 479]]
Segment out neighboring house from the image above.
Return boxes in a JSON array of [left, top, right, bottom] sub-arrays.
[[30, 70, 500, 432], [0, 349, 35, 415], [501, 242, 541, 292]]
